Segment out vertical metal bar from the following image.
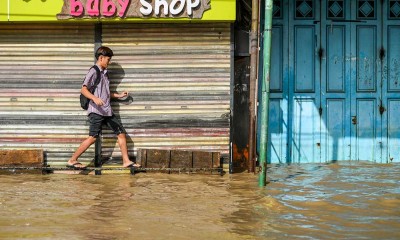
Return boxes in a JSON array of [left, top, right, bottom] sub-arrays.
[[230, 23, 235, 174], [259, 0, 273, 187], [94, 22, 102, 60], [94, 22, 102, 175], [94, 137, 102, 175], [248, 0, 259, 173]]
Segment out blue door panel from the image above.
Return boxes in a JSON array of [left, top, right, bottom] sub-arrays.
[[356, 26, 377, 92], [294, 26, 316, 92], [325, 99, 349, 161], [291, 98, 320, 163], [388, 100, 400, 162], [327, 26, 346, 92], [270, 26, 284, 92], [356, 99, 378, 160], [268, 99, 287, 163], [387, 26, 400, 91]]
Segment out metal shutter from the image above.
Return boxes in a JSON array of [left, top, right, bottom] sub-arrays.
[[101, 23, 231, 161], [0, 23, 95, 166]]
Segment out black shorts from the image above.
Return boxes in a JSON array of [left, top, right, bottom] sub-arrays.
[[88, 113, 126, 137]]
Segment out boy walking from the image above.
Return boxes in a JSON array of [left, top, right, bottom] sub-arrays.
[[67, 46, 140, 169]]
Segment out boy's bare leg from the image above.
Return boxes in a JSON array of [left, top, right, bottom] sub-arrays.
[[67, 136, 97, 167], [117, 133, 140, 167]]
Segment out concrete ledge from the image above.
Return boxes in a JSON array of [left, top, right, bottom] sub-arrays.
[[137, 149, 221, 169], [0, 149, 43, 167]]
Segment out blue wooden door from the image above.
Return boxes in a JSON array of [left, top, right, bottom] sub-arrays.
[[320, 0, 352, 162], [266, 2, 290, 163], [349, 1, 383, 161], [382, 1, 400, 162], [319, 0, 400, 163], [267, 0, 323, 164], [320, 0, 383, 162], [264, 0, 400, 163], [288, 0, 322, 163]]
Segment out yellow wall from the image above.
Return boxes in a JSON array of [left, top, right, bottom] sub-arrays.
[[6, 0, 235, 22], [0, 0, 7, 21]]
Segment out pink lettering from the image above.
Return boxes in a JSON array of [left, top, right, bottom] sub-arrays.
[[118, 0, 131, 18], [87, 0, 100, 17], [70, 0, 84, 17], [103, 0, 117, 17]]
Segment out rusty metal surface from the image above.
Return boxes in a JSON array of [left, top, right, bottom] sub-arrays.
[[171, 150, 192, 168], [232, 57, 250, 172], [192, 151, 213, 168], [137, 148, 220, 169], [0, 149, 43, 166], [0, 166, 223, 176]]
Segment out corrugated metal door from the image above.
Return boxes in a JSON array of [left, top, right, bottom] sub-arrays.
[[0, 23, 95, 166], [101, 23, 231, 162]]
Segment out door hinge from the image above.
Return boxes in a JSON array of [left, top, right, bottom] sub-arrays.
[[379, 47, 386, 61], [379, 100, 386, 115], [318, 48, 324, 61], [352, 116, 357, 125]]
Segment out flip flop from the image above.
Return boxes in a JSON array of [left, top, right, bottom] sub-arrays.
[[66, 162, 87, 170], [124, 163, 141, 168]]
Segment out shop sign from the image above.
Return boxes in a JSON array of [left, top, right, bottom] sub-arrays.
[[57, 0, 211, 19]]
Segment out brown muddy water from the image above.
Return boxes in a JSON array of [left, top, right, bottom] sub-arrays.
[[0, 161, 399, 240]]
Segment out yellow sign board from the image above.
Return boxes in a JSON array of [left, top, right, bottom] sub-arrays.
[[0, 0, 8, 22], [5, 0, 235, 22]]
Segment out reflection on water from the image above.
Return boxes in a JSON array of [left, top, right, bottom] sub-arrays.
[[0, 161, 399, 239]]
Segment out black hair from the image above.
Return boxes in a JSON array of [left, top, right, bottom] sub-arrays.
[[95, 46, 114, 60]]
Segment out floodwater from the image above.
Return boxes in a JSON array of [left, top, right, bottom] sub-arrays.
[[0, 161, 399, 240]]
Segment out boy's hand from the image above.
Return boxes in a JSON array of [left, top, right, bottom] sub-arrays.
[[93, 97, 104, 106], [118, 92, 128, 98], [110, 91, 129, 99]]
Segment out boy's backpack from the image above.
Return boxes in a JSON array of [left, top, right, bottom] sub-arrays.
[[80, 65, 101, 110]]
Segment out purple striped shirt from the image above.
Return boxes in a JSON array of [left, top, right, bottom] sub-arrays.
[[82, 65, 113, 116]]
